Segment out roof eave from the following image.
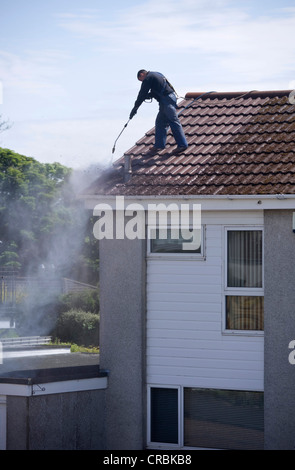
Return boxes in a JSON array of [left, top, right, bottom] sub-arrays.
[[185, 90, 293, 99], [80, 193, 295, 211]]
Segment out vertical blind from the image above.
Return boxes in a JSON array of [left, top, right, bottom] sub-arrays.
[[227, 230, 262, 288], [227, 231, 263, 330]]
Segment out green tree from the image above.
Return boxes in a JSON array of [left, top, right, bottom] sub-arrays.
[[0, 241, 21, 268], [0, 148, 99, 283]]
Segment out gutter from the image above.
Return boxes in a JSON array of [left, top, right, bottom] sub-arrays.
[[0, 376, 108, 397], [81, 193, 295, 211], [0, 364, 108, 396]]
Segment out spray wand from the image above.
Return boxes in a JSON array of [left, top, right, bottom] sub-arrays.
[[112, 119, 131, 155]]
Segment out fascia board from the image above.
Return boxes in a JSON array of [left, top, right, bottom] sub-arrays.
[[0, 376, 108, 397], [85, 194, 295, 211]]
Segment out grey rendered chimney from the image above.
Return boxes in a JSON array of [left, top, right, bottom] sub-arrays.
[[124, 154, 132, 183]]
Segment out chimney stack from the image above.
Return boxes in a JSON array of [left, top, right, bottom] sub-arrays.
[[124, 155, 132, 183]]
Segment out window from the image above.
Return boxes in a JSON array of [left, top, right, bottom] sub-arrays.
[[227, 230, 262, 288], [149, 227, 204, 256], [149, 387, 179, 445], [184, 388, 264, 450], [225, 229, 264, 332], [148, 386, 264, 449]]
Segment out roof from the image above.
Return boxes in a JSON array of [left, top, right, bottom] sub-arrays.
[[0, 353, 102, 384], [86, 90, 295, 197]]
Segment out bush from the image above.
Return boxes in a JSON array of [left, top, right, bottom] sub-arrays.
[[58, 289, 99, 314], [53, 309, 100, 347]]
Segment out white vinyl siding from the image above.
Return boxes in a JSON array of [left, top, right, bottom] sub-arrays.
[[146, 211, 264, 392]]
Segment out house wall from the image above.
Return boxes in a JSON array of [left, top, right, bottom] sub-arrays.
[[264, 209, 295, 450], [0, 396, 6, 450], [93, 202, 295, 449], [99, 232, 146, 450], [147, 211, 264, 392], [6, 390, 105, 450], [98, 209, 265, 449]]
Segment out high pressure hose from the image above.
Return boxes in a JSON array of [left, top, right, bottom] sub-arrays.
[[112, 119, 131, 155]]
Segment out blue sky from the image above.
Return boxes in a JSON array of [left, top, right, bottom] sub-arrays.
[[1, 0, 295, 169]]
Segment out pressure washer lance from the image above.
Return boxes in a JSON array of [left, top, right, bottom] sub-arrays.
[[112, 119, 131, 155]]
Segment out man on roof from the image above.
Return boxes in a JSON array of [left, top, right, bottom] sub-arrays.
[[129, 70, 188, 155]]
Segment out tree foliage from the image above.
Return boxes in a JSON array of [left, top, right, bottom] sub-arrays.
[[0, 147, 99, 283]]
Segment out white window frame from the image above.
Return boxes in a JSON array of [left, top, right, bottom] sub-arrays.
[[147, 385, 182, 449], [147, 385, 264, 449], [223, 226, 264, 336], [147, 225, 206, 260]]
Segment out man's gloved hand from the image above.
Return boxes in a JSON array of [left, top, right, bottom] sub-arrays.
[[129, 106, 138, 119]]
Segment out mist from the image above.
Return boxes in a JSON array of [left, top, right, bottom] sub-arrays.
[[0, 155, 104, 339]]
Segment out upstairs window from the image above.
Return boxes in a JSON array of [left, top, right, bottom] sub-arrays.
[[225, 229, 264, 332], [149, 227, 204, 256], [227, 230, 263, 288]]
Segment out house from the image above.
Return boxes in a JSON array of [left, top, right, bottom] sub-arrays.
[[81, 90, 295, 450]]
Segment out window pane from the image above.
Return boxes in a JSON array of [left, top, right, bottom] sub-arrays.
[[226, 296, 264, 330], [227, 231, 262, 288], [150, 228, 201, 253], [150, 388, 178, 444], [184, 388, 264, 450]]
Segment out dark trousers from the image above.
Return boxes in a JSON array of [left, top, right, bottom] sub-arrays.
[[155, 93, 188, 148]]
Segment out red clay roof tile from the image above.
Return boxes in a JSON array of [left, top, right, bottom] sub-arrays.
[[86, 90, 295, 196]]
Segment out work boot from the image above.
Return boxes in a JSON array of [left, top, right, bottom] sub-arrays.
[[144, 146, 164, 156], [174, 146, 188, 155]]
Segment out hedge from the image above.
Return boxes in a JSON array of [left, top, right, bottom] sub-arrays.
[[54, 309, 100, 347]]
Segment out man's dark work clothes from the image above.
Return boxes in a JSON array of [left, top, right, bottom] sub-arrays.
[[129, 70, 188, 153]]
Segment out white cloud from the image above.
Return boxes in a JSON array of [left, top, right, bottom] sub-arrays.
[[0, 49, 67, 96], [56, 0, 295, 84]]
